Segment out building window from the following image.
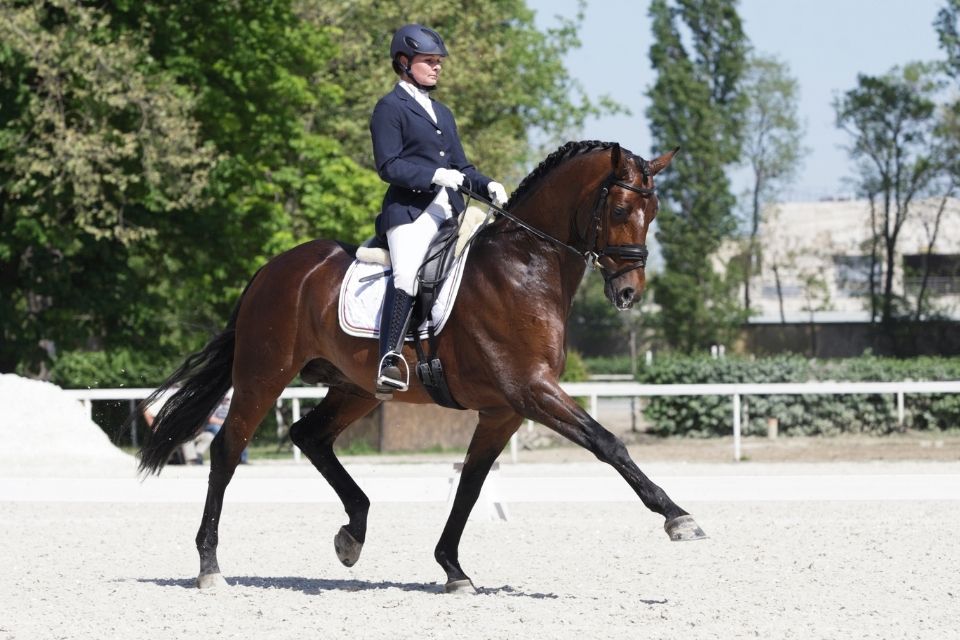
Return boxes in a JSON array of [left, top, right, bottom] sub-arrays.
[[903, 254, 960, 296], [833, 255, 878, 296]]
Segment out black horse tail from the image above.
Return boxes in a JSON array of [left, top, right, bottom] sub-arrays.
[[136, 272, 259, 476]]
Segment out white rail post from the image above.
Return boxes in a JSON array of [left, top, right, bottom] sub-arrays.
[[732, 392, 742, 462], [590, 393, 598, 419], [292, 398, 302, 463], [897, 391, 905, 427], [128, 399, 138, 448]]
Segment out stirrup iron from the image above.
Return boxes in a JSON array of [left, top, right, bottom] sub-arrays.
[[375, 279, 415, 398], [376, 351, 410, 392]]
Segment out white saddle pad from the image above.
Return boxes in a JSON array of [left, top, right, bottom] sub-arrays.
[[338, 244, 472, 340]]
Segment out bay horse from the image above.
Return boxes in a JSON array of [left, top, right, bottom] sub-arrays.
[[138, 140, 706, 593]]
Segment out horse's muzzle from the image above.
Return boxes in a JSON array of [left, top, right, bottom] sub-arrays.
[[616, 286, 636, 309], [605, 280, 639, 310]]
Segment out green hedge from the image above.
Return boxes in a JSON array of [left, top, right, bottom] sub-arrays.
[[635, 355, 960, 437], [40, 349, 960, 442], [46, 349, 178, 389], [583, 355, 634, 375], [561, 349, 589, 382]]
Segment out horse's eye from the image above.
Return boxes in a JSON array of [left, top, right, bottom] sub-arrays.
[[613, 206, 627, 218]]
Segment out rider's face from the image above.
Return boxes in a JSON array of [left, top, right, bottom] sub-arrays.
[[406, 54, 443, 87]]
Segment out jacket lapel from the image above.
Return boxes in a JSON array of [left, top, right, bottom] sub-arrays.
[[393, 84, 437, 126]]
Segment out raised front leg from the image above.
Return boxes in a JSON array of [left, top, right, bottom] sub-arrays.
[[435, 407, 523, 593], [520, 379, 706, 540], [289, 386, 381, 567]]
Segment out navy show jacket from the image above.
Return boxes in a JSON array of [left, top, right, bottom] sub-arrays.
[[370, 84, 492, 237]]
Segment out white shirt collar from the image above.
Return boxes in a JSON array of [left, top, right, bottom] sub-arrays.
[[398, 79, 430, 99], [397, 80, 437, 123]]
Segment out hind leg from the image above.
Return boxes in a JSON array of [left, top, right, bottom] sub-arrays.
[[435, 406, 522, 593], [289, 385, 380, 567], [196, 384, 279, 589]]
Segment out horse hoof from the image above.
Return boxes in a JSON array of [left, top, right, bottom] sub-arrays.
[[334, 526, 363, 567], [196, 572, 228, 589], [444, 578, 477, 594], [664, 515, 708, 541]]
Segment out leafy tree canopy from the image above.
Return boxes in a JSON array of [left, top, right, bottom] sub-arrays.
[[645, 0, 749, 352], [834, 63, 946, 325], [1, 0, 614, 378], [301, 0, 620, 184]]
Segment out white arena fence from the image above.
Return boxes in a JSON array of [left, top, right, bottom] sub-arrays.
[[63, 381, 960, 462]]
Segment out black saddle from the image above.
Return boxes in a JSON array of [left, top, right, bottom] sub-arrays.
[[409, 216, 467, 409], [360, 216, 468, 409], [413, 215, 462, 328]]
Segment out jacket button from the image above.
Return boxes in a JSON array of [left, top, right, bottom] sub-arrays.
[[436, 130, 442, 134], [439, 150, 445, 156]]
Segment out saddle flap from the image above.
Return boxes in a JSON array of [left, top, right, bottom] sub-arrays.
[[415, 216, 462, 326]]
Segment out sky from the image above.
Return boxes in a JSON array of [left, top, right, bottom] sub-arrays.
[[526, 0, 947, 202]]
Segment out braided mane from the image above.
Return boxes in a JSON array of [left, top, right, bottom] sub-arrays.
[[506, 140, 621, 208]]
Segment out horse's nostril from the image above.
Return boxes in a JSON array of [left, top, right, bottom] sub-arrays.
[[619, 287, 635, 304]]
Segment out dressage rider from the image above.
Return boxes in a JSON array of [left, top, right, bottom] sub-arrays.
[[370, 23, 508, 396]]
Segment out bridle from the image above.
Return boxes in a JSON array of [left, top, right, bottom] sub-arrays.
[[583, 159, 656, 282], [460, 157, 655, 283]]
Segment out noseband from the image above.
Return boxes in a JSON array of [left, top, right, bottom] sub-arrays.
[[584, 169, 655, 283]]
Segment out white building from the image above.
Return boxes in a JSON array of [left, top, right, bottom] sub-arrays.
[[743, 197, 960, 324]]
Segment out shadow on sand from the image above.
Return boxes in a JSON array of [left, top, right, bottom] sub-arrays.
[[137, 576, 559, 599]]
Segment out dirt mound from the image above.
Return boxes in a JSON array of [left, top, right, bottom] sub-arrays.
[[0, 374, 136, 477]]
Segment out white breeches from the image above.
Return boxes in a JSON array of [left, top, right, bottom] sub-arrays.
[[386, 189, 453, 295]]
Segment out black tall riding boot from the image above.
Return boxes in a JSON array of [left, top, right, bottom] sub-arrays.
[[376, 280, 415, 396]]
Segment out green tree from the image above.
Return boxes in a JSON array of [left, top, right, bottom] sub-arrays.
[[105, 0, 382, 326], [926, 1, 960, 320], [1, 0, 381, 375], [0, 1, 216, 373], [1, 0, 616, 378], [299, 0, 619, 185], [739, 53, 806, 313], [567, 269, 631, 357], [936, 0, 960, 80], [834, 64, 945, 325], [646, 0, 749, 352]]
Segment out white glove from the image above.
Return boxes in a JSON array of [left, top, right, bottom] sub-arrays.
[[432, 168, 465, 190], [488, 181, 508, 207]]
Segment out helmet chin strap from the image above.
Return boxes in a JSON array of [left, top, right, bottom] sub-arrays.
[[399, 58, 438, 92]]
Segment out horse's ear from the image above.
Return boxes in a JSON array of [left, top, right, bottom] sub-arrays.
[[610, 143, 622, 170], [649, 146, 680, 176]]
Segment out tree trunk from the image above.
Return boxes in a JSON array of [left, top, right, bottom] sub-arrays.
[[772, 263, 785, 323], [745, 171, 763, 312], [914, 191, 951, 321], [867, 194, 880, 323]]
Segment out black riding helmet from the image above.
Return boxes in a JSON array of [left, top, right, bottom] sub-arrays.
[[390, 24, 448, 80]]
